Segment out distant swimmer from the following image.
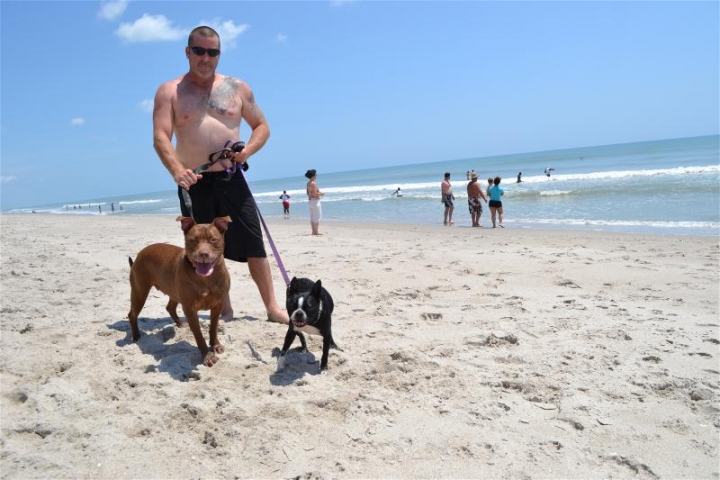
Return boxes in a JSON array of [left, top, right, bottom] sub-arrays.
[[544, 167, 555, 178], [391, 187, 403, 197], [517, 172, 522, 183]]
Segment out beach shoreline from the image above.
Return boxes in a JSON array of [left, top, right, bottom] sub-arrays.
[[6, 135, 719, 238], [1, 214, 718, 478]]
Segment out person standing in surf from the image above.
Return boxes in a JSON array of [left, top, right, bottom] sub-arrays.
[[466, 172, 487, 227], [305, 169, 324, 235], [441, 172, 455, 226], [488, 176, 505, 228], [279, 190, 291, 218]]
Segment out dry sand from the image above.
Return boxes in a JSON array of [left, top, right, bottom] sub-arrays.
[[1, 214, 718, 479]]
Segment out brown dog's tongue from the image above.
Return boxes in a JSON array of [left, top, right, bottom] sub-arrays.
[[195, 262, 215, 277]]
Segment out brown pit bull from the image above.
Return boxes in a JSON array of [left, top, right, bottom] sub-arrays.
[[127, 216, 231, 367]]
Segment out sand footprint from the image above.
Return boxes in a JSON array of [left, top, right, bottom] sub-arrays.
[[555, 278, 581, 288]]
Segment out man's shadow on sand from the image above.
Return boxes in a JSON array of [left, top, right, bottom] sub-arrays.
[[108, 316, 322, 383]]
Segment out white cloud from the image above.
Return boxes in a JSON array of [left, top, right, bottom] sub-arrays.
[[70, 118, 85, 126], [138, 99, 153, 113], [115, 14, 185, 43], [199, 19, 249, 48], [114, 16, 248, 47], [0, 175, 17, 184], [277, 33, 288, 43], [98, 0, 129, 21]]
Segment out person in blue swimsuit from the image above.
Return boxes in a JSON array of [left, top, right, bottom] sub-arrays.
[[488, 176, 504, 228]]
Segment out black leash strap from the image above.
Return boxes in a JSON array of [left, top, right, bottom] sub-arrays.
[[180, 141, 247, 220]]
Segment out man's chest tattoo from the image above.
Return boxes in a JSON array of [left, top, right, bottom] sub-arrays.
[[208, 78, 238, 115]]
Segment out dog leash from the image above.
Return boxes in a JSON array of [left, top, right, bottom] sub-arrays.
[[239, 168, 292, 287], [181, 141, 247, 219], [180, 141, 291, 287]]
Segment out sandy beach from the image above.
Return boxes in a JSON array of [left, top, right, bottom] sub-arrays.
[[1, 213, 718, 479]]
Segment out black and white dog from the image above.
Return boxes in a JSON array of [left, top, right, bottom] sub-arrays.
[[277, 277, 340, 372]]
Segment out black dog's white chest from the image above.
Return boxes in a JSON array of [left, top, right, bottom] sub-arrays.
[[292, 323, 322, 336]]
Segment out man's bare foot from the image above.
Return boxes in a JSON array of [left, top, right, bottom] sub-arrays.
[[203, 351, 219, 367], [267, 309, 289, 324], [221, 295, 234, 322]]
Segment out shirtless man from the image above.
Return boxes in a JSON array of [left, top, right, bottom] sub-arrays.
[[466, 172, 487, 227], [153, 25, 288, 324], [441, 172, 454, 226]]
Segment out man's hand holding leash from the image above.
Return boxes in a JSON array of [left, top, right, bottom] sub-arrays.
[[177, 141, 247, 193], [231, 146, 249, 168], [175, 169, 202, 191]]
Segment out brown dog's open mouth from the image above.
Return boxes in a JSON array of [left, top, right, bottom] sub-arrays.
[[192, 260, 217, 277]]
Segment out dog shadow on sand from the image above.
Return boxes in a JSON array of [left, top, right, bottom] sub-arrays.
[[108, 317, 206, 381], [268, 347, 323, 386]]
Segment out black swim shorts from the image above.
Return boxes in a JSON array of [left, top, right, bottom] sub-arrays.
[[488, 200, 502, 208], [178, 170, 266, 262]]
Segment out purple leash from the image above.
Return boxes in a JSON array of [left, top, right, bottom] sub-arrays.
[[181, 141, 243, 220], [239, 168, 291, 287], [184, 140, 291, 287]]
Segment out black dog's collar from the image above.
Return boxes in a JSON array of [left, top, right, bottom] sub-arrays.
[[306, 298, 324, 325]]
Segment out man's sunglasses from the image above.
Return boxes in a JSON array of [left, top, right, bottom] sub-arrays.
[[189, 46, 221, 57]]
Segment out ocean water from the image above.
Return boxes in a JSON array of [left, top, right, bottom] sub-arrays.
[[10, 135, 720, 236]]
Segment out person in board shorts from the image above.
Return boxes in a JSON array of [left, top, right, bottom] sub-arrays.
[[153, 25, 289, 324], [441, 172, 455, 226], [466, 171, 487, 227]]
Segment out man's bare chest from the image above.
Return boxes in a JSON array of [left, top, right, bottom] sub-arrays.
[[175, 78, 242, 124]]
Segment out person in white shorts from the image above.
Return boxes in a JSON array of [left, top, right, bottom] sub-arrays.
[[305, 169, 324, 235]]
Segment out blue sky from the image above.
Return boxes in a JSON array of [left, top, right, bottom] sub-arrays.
[[1, 0, 718, 210]]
